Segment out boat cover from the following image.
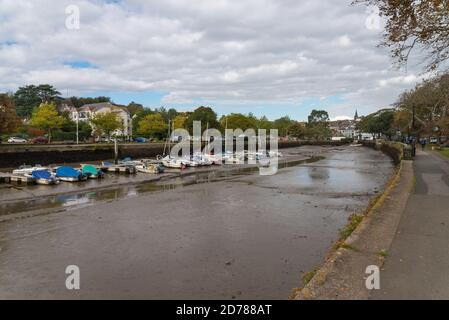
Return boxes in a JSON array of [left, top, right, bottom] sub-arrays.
[[32, 170, 53, 180], [56, 166, 81, 178], [82, 165, 99, 175]]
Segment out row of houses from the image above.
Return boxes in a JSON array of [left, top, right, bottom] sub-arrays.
[[329, 111, 362, 139], [56, 101, 368, 141], [58, 101, 133, 138]]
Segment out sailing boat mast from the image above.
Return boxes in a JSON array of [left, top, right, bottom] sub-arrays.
[[163, 119, 171, 156]]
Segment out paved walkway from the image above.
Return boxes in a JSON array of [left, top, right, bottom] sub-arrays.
[[373, 150, 449, 299]]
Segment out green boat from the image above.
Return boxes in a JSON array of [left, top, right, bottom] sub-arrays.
[[81, 164, 104, 179]]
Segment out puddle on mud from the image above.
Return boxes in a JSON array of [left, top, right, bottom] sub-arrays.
[[0, 157, 323, 216]]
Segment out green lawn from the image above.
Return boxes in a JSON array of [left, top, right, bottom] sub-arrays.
[[439, 149, 449, 159]]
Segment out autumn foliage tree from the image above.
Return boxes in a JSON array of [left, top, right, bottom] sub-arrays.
[[30, 102, 65, 142], [355, 0, 449, 71], [0, 93, 20, 135], [90, 112, 123, 140], [137, 113, 168, 140]]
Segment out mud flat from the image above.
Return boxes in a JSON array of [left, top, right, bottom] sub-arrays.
[[0, 145, 394, 299]]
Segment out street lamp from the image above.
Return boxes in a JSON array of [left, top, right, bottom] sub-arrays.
[[76, 114, 79, 144]]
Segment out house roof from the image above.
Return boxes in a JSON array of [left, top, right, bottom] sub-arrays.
[[79, 102, 130, 114]]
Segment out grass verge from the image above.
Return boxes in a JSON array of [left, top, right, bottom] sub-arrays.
[[439, 149, 449, 159]]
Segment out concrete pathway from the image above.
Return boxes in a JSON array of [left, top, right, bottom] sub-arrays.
[[373, 150, 449, 299]]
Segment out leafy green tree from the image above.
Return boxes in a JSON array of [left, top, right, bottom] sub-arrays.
[[305, 110, 331, 140], [173, 114, 188, 130], [308, 109, 330, 125], [132, 108, 154, 135], [220, 113, 258, 131], [257, 116, 273, 130], [185, 106, 220, 134], [14, 84, 61, 117], [137, 113, 168, 140], [357, 109, 396, 139], [273, 116, 295, 137], [287, 122, 305, 139], [127, 101, 144, 116], [90, 112, 123, 140], [30, 102, 65, 142], [70, 96, 111, 108]]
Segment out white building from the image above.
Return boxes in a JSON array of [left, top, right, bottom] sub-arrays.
[[69, 102, 133, 138]]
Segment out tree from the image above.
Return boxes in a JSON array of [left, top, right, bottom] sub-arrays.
[[132, 108, 154, 135], [220, 113, 258, 131], [137, 113, 168, 140], [30, 102, 65, 142], [69, 96, 111, 108], [0, 93, 20, 134], [14, 84, 61, 117], [394, 72, 449, 136], [355, 0, 449, 71], [273, 116, 295, 137], [305, 110, 331, 140], [257, 116, 273, 130], [357, 109, 396, 139], [308, 109, 330, 125], [173, 114, 188, 130], [90, 112, 123, 140], [185, 106, 220, 134], [127, 102, 144, 116], [287, 122, 305, 139]]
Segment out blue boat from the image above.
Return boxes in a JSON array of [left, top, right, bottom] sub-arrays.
[[30, 169, 59, 185], [56, 166, 87, 182]]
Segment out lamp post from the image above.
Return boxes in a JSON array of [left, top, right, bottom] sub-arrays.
[[76, 114, 79, 145]]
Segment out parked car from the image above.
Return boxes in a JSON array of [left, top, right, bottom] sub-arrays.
[[7, 137, 28, 143], [31, 136, 49, 144], [134, 137, 149, 143], [430, 137, 438, 144]]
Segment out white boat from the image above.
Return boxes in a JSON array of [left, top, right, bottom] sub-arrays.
[[192, 154, 213, 166], [182, 156, 200, 167], [202, 153, 223, 164], [101, 161, 137, 174], [13, 164, 47, 175], [159, 156, 187, 169], [135, 162, 165, 174]]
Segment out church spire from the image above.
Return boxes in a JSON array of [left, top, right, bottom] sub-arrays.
[[354, 109, 359, 120]]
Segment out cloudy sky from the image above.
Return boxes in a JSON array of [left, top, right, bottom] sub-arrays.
[[0, 0, 428, 120]]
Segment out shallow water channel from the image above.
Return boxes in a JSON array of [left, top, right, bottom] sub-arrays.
[[0, 147, 394, 299]]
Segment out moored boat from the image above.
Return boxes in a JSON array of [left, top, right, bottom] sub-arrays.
[[56, 166, 87, 182], [28, 169, 60, 185], [81, 164, 104, 179], [13, 164, 47, 176]]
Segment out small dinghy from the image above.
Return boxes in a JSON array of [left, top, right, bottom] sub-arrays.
[[13, 164, 47, 175], [135, 162, 165, 174], [158, 155, 188, 169], [81, 164, 104, 179], [101, 161, 137, 174], [56, 166, 87, 182], [29, 169, 59, 185]]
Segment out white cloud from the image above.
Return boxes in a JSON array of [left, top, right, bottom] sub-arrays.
[[0, 0, 428, 117]]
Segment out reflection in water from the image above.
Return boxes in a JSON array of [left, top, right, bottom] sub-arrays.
[[307, 167, 330, 180]]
